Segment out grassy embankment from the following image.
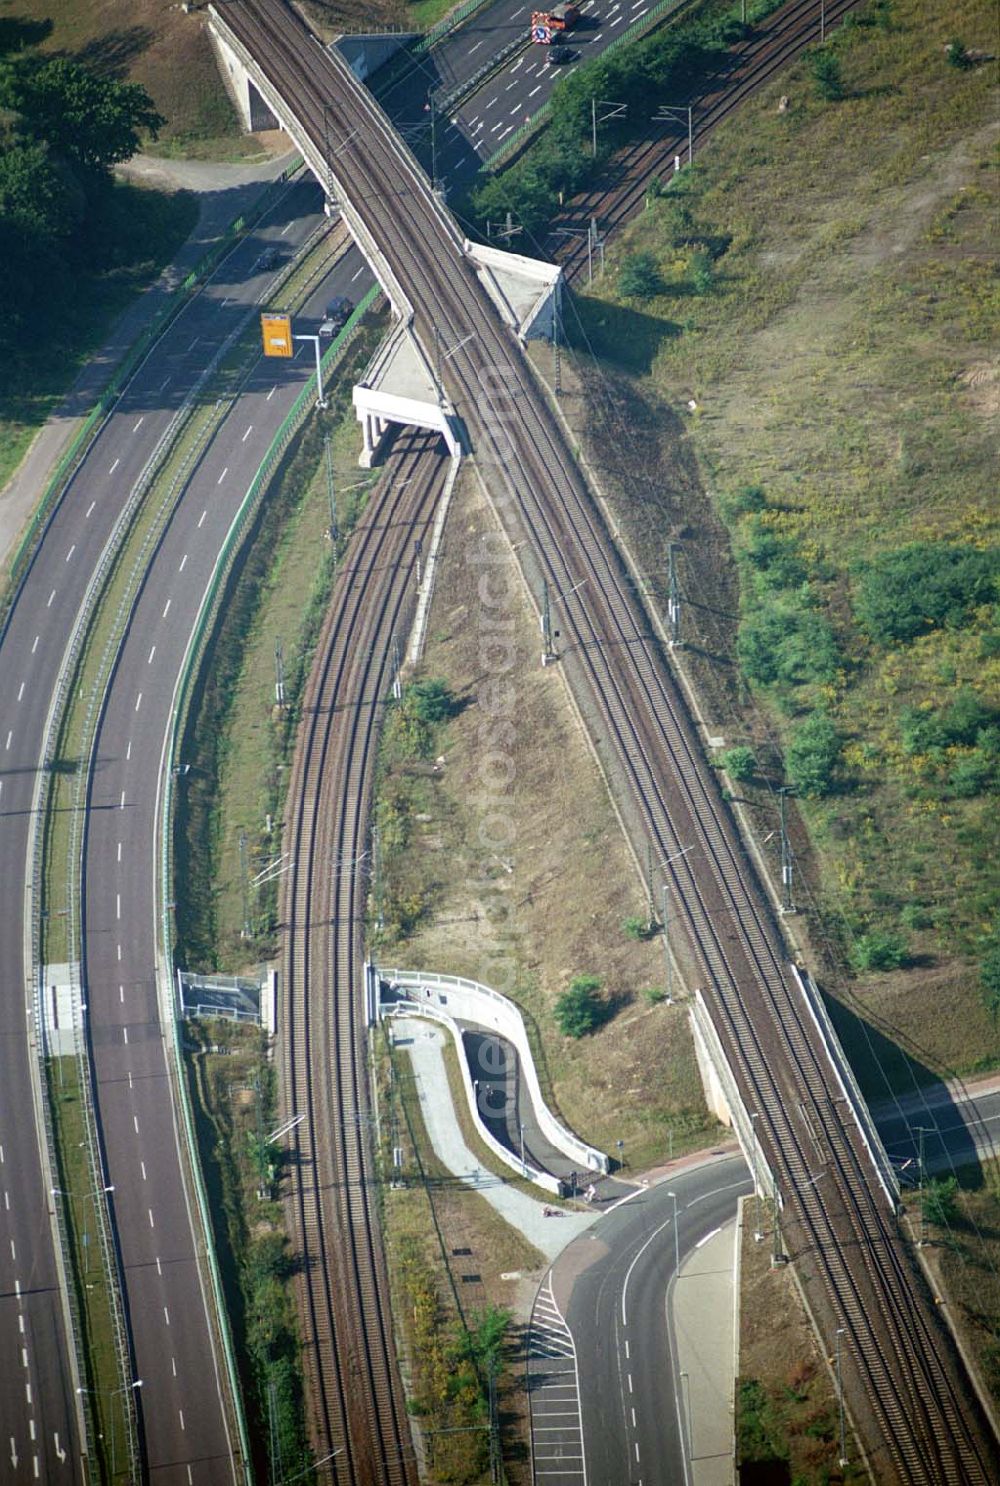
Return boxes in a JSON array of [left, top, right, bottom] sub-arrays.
[[555, 0, 999, 1094], [371, 467, 719, 1172]]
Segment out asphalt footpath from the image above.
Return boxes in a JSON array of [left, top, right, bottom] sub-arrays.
[[672, 1214, 739, 1485]]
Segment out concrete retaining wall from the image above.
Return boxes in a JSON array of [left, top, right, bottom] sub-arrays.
[[379, 967, 609, 1180]]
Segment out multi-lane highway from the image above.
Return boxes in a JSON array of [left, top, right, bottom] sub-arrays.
[[377, 0, 685, 185], [0, 168, 376, 1479]]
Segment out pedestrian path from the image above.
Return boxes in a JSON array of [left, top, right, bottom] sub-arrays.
[[528, 1277, 587, 1485], [672, 1217, 737, 1485], [389, 1017, 596, 1260]]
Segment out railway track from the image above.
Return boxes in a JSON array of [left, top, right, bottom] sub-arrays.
[[279, 429, 447, 1484], [221, 2, 999, 1479], [548, 0, 864, 282]]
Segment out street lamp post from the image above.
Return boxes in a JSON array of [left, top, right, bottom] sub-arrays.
[[750, 1112, 762, 1241], [667, 1189, 680, 1273], [77, 1379, 142, 1478]]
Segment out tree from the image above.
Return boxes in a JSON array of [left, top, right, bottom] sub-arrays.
[[0, 55, 164, 173], [554, 975, 607, 1037], [688, 248, 713, 294], [786, 712, 841, 796], [407, 678, 456, 724], [618, 251, 663, 300], [719, 745, 757, 783], [809, 49, 844, 101]]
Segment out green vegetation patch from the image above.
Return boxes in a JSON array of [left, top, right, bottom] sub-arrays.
[[572, 0, 999, 1071], [184, 1020, 310, 1481]]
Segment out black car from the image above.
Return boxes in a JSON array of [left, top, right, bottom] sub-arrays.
[[319, 295, 353, 335], [546, 44, 574, 65], [257, 246, 283, 271]]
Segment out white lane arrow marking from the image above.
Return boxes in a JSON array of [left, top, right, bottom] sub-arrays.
[[54, 1432, 66, 1464], [10, 1437, 18, 1469]]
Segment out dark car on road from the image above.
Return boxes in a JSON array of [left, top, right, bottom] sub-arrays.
[[546, 44, 574, 64], [319, 295, 353, 335], [257, 246, 283, 271]]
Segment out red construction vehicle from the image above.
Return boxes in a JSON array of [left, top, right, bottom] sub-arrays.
[[531, 2, 579, 42]]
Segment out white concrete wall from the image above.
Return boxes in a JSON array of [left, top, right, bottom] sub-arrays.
[[380, 967, 609, 1176]]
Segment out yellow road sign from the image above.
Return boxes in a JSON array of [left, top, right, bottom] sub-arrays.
[[261, 313, 293, 358]]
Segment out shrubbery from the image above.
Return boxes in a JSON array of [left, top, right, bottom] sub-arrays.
[[850, 929, 909, 973], [853, 543, 1000, 647], [785, 712, 841, 796], [738, 596, 840, 688], [619, 251, 663, 300], [554, 974, 607, 1037], [719, 745, 757, 783]]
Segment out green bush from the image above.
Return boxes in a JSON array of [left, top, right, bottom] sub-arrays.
[[921, 1176, 959, 1227], [721, 484, 768, 519], [809, 49, 845, 100], [619, 251, 663, 300], [688, 248, 713, 294], [719, 745, 757, 783], [786, 712, 841, 796], [854, 543, 1000, 647], [554, 975, 607, 1037], [850, 929, 909, 973], [981, 943, 1000, 1019], [741, 518, 808, 590], [409, 677, 457, 723], [642, 985, 667, 1005], [945, 37, 973, 69], [738, 597, 840, 687], [623, 914, 654, 941]]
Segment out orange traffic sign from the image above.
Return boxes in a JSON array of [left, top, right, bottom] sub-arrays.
[[261, 313, 293, 358]]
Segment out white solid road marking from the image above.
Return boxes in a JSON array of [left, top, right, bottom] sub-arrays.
[[17, 682, 24, 701], [148, 1208, 155, 1228], [156, 1256, 162, 1275], [119, 985, 124, 1003], [635, 1443, 641, 1461], [469, 38, 484, 52], [267, 385, 277, 400], [220, 298, 229, 310], [128, 1071, 133, 1089], [198, 509, 208, 527], [4, 1194, 8, 1211], [10, 1239, 15, 1260], [116, 894, 121, 920], [31, 635, 39, 653], [132, 417, 144, 433], [135, 692, 142, 712], [123, 1027, 128, 1044], [172, 1356, 178, 1377], [85, 501, 96, 518], [47, 590, 56, 607], [217, 467, 228, 485], [160, 376, 171, 394], [22, 1348, 28, 1368], [109, 458, 119, 475], [5, 732, 11, 751], [163, 1305, 171, 1326], [134, 1115, 139, 1133], [242, 425, 253, 442], [140, 1161, 146, 1181], [162, 598, 171, 618], [126, 739, 132, 760], [148, 645, 156, 664], [280, 220, 293, 236], [696, 1224, 721, 1249], [510, 104, 521, 115], [529, 84, 542, 96], [351, 265, 365, 281], [117, 941, 123, 958], [178, 1411, 185, 1432], [65, 545, 75, 562], [188, 337, 199, 353], [485, 95, 499, 109], [628, 1373, 633, 1392], [179, 553, 188, 572], [117, 841, 122, 863], [631, 1406, 636, 1425]]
